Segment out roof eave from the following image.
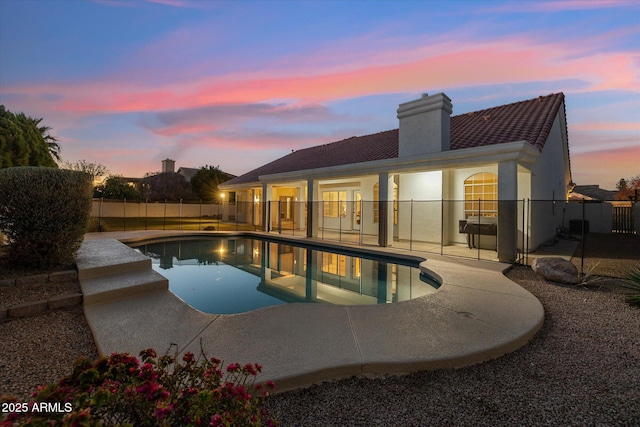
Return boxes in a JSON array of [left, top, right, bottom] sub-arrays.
[[220, 180, 262, 191], [258, 141, 540, 184]]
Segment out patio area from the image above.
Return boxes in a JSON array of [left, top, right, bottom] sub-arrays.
[[79, 230, 542, 392]]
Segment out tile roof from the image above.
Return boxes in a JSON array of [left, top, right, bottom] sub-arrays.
[[224, 93, 565, 186], [570, 185, 616, 201]]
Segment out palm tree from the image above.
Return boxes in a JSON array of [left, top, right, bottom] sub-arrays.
[[28, 116, 61, 162], [0, 106, 59, 167]]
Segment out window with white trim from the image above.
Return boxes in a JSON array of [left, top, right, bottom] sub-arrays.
[[464, 172, 498, 217]]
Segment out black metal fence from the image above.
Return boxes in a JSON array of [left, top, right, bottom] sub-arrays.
[[90, 198, 638, 264]]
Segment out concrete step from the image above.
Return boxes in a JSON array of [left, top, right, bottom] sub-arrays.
[[81, 269, 168, 305], [77, 239, 151, 280]]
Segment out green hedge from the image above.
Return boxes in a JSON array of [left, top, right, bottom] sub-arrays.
[[0, 167, 92, 267]]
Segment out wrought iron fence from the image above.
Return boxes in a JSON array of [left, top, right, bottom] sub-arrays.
[[90, 198, 638, 264]]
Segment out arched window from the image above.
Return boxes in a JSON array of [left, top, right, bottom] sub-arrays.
[[464, 172, 498, 217], [373, 182, 398, 224]]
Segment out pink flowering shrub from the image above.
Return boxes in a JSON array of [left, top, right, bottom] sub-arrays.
[[1, 345, 278, 426]]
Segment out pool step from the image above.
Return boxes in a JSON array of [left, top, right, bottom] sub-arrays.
[[77, 239, 169, 306], [77, 238, 151, 280], [81, 269, 168, 305]]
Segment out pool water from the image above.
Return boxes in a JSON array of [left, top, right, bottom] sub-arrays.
[[132, 237, 439, 314]]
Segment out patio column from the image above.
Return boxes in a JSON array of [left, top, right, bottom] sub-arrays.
[[307, 179, 319, 238], [262, 182, 269, 232], [498, 161, 518, 263], [378, 172, 394, 247], [251, 188, 261, 229], [296, 186, 305, 231]]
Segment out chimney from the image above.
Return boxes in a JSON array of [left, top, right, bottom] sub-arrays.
[[162, 158, 175, 173], [397, 92, 452, 157]]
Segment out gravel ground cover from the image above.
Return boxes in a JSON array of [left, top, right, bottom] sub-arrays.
[[265, 266, 640, 426], [1, 235, 639, 425], [0, 280, 80, 308], [0, 307, 98, 400], [572, 233, 640, 278]]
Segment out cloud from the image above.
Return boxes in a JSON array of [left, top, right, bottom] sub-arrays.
[[571, 145, 640, 187], [3, 4, 638, 186], [572, 122, 640, 133], [94, 0, 208, 8], [490, 0, 638, 13], [146, 0, 210, 8], [138, 102, 344, 137], [6, 28, 637, 121]]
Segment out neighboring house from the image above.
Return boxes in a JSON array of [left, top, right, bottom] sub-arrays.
[[156, 159, 200, 181], [567, 185, 638, 235], [220, 92, 572, 262], [569, 185, 616, 201], [177, 167, 199, 183], [121, 159, 197, 187]]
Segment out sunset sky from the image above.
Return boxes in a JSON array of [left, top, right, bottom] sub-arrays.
[[1, 0, 638, 189]]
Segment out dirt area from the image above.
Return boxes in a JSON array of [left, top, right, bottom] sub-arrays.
[[571, 233, 640, 278]]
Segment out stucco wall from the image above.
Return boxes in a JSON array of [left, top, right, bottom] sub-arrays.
[[397, 171, 443, 243], [528, 112, 569, 248], [563, 202, 613, 234]]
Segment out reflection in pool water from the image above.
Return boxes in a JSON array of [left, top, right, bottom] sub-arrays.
[[131, 237, 439, 314]]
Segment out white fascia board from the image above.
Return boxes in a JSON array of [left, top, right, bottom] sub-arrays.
[[260, 141, 540, 183], [219, 181, 261, 191]]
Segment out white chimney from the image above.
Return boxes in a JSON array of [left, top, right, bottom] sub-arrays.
[[397, 92, 452, 157], [162, 158, 175, 173]]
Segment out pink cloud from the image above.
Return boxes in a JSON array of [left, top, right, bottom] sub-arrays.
[[7, 33, 634, 119], [535, 0, 636, 12], [146, 0, 208, 8], [571, 145, 640, 187], [572, 122, 640, 132], [4, 25, 637, 184], [138, 102, 343, 138], [491, 0, 636, 13]]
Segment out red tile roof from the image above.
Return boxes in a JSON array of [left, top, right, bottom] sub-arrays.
[[224, 93, 565, 186]]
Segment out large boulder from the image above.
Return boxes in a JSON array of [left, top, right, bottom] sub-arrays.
[[531, 257, 579, 285]]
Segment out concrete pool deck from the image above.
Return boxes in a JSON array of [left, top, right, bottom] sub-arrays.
[[79, 231, 545, 393]]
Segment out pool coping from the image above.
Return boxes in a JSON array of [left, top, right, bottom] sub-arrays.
[[79, 231, 544, 394]]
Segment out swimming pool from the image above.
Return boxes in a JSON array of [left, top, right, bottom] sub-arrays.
[[131, 237, 439, 314]]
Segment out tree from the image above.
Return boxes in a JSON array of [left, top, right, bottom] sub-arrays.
[[94, 176, 142, 201], [62, 159, 109, 187], [139, 172, 195, 201], [615, 174, 640, 201], [0, 105, 59, 168], [190, 165, 235, 202]]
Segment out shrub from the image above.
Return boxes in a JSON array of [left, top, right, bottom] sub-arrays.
[[86, 216, 108, 233], [0, 166, 92, 268], [0, 345, 278, 426], [621, 262, 640, 306]]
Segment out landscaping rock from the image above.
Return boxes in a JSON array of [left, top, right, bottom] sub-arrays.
[[0, 278, 16, 288], [8, 300, 48, 318], [531, 257, 579, 285], [48, 293, 83, 310], [49, 270, 78, 283], [15, 273, 49, 287]]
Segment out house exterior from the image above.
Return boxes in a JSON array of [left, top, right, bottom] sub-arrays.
[[569, 185, 616, 202], [220, 92, 572, 263]]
